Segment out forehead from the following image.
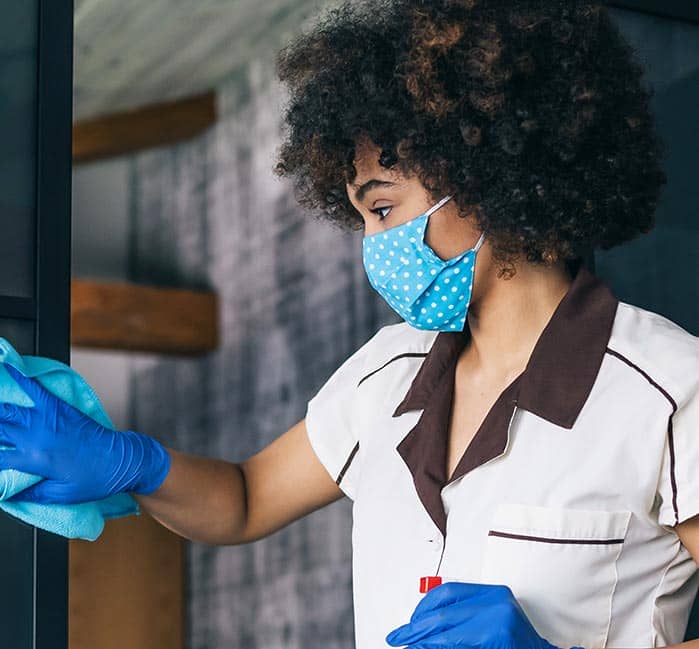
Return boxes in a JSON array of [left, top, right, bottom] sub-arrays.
[[352, 138, 384, 175], [350, 138, 408, 189]]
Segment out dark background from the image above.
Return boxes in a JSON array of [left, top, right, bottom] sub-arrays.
[[601, 2, 699, 340]]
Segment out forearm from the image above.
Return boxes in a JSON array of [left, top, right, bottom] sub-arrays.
[[132, 447, 249, 546]]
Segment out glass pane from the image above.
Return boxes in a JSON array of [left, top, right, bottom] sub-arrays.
[[0, 318, 35, 355], [0, 0, 38, 298], [0, 513, 34, 648], [0, 2, 39, 646]]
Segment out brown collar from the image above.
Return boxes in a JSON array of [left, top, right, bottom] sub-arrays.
[[391, 264, 619, 536]]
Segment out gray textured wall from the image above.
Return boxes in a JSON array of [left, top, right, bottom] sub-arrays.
[[71, 158, 133, 430], [126, 58, 397, 649]]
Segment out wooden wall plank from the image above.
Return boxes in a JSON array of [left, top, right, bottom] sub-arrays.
[[69, 512, 184, 649], [73, 91, 216, 163], [71, 279, 219, 355]]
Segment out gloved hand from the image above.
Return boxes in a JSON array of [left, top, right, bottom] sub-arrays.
[[386, 581, 585, 649], [0, 364, 171, 504]]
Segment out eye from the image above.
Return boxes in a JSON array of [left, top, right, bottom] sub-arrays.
[[370, 206, 392, 221]]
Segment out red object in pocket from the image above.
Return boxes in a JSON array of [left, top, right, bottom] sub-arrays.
[[419, 576, 442, 593]]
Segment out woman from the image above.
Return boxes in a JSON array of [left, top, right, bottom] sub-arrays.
[[0, 1, 697, 648]]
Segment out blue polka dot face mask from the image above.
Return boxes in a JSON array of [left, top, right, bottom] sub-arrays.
[[362, 194, 485, 331]]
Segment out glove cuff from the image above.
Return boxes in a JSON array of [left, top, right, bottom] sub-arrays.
[[121, 430, 172, 495]]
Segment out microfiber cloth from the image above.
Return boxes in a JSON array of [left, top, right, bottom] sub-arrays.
[[0, 336, 139, 540]]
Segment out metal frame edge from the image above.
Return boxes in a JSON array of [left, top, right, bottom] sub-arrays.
[[33, 1, 74, 648]]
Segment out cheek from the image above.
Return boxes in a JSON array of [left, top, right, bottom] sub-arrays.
[[363, 221, 380, 238], [425, 218, 473, 261]]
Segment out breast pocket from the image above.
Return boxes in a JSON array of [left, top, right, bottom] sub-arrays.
[[480, 503, 631, 649]]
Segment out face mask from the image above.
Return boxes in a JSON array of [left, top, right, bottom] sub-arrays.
[[362, 194, 485, 331]]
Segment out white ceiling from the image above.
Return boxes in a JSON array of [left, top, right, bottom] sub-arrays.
[[73, 0, 325, 121]]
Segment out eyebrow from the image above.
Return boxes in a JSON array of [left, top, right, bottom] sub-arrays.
[[352, 179, 397, 204]]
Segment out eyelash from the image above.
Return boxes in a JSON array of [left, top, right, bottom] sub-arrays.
[[370, 206, 392, 221]]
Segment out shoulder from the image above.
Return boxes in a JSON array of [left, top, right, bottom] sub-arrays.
[[354, 322, 438, 377], [366, 321, 439, 354], [608, 300, 699, 407], [315, 322, 437, 392]]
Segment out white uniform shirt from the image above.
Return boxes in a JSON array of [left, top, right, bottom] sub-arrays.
[[305, 265, 699, 649]]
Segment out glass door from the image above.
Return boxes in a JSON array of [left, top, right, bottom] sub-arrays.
[[0, 1, 73, 647]]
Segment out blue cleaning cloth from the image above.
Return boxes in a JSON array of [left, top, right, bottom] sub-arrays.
[[0, 336, 139, 540]]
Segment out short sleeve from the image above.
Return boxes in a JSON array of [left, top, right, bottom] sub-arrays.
[[657, 386, 699, 528], [305, 331, 383, 500]]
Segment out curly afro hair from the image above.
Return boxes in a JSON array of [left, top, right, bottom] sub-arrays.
[[272, 0, 667, 272]]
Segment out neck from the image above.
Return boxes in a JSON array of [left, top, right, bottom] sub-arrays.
[[464, 260, 574, 381]]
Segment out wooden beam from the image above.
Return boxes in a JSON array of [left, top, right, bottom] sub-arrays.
[[73, 91, 216, 163], [69, 513, 184, 649], [71, 279, 219, 355]]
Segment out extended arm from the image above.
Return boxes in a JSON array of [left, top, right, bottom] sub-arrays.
[[0, 365, 344, 545], [135, 418, 345, 545]]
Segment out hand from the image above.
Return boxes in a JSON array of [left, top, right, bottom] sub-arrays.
[[0, 364, 171, 504], [386, 582, 585, 649]]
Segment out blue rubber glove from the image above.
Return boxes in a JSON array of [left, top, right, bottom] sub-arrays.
[[0, 364, 171, 504], [386, 582, 585, 649]]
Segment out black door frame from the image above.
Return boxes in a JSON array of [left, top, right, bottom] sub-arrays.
[[34, 0, 73, 647], [0, 1, 74, 648]]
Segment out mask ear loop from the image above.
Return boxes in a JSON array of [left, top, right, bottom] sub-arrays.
[[423, 194, 454, 219], [473, 232, 486, 252], [421, 194, 453, 244], [419, 195, 455, 265]]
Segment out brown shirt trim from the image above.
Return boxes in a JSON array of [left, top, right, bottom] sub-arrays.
[[396, 363, 521, 535], [487, 530, 625, 545], [606, 347, 679, 526], [391, 265, 620, 537], [336, 442, 360, 487], [357, 353, 428, 388]]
